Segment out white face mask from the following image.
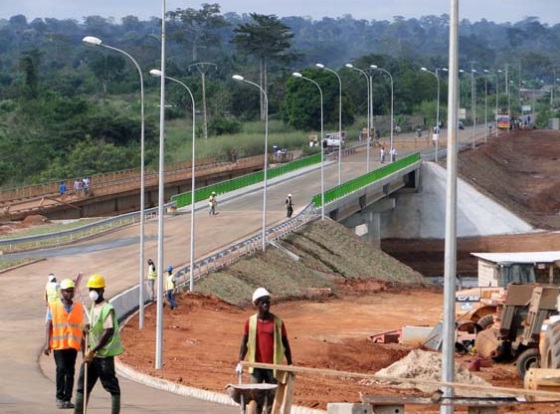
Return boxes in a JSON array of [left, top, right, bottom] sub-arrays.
[[89, 290, 99, 302]]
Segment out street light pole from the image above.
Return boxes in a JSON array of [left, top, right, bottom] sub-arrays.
[[316, 63, 342, 186], [292, 72, 324, 220], [483, 70, 489, 143], [420, 67, 440, 162], [155, 0, 167, 371], [150, 70, 196, 293], [471, 68, 477, 149], [370, 65, 394, 160], [82, 36, 146, 330], [188, 62, 217, 140], [345, 64, 371, 172], [232, 75, 269, 249]]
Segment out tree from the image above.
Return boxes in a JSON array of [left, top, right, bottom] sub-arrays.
[[231, 13, 295, 120], [167, 3, 228, 62]]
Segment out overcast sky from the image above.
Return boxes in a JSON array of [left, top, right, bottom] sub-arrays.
[[1, 0, 558, 25]]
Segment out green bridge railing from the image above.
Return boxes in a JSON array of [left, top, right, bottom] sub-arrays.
[[311, 152, 421, 208], [171, 153, 322, 208]]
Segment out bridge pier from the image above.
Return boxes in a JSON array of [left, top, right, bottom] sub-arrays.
[[342, 198, 396, 248]]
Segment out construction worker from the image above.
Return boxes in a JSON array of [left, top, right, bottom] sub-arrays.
[[208, 191, 218, 215], [44, 278, 84, 409], [285, 194, 294, 218], [45, 273, 61, 305], [165, 265, 178, 310], [74, 274, 123, 414], [237, 287, 293, 385], [147, 258, 157, 301]]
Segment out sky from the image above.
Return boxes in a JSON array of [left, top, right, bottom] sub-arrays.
[[1, 0, 558, 25]]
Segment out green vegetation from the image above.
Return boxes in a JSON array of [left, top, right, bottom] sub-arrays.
[[0, 218, 101, 241], [195, 220, 426, 306], [0, 10, 559, 189]]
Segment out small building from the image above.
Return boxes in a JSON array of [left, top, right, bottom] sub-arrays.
[[471, 251, 560, 287]]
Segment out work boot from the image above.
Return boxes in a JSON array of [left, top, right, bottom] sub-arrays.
[[73, 392, 84, 414], [56, 399, 65, 409], [111, 394, 121, 414]]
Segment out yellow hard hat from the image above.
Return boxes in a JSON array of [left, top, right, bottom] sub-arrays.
[[60, 279, 75, 290], [87, 274, 106, 289]]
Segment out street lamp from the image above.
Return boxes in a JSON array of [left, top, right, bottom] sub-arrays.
[[316, 63, 342, 185], [345, 63, 371, 172], [471, 68, 477, 149], [155, 0, 167, 371], [371, 65, 394, 159], [484, 70, 499, 138], [82, 35, 146, 330], [231, 74, 269, 251], [420, 67, 441, 162], [292, 72, 325, 220], [150, 70, 197, 293]]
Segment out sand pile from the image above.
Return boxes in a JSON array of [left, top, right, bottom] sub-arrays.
[[366, 349, 492, 396]]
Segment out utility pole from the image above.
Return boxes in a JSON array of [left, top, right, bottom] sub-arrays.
[[189, 62, 217, 140]]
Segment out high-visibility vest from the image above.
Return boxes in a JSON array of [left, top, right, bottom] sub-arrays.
[[247, 314, 284, 377], [148, 264, 157, 280], [45, 282, 61, 304], [166, 273, 175, 291], [89, 302, 123, 357], [49, 301, 84, 351]]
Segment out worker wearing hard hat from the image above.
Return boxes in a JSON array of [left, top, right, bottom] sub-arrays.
[[165, 265, 178, 310], [74, 274, 123, 414], [43, 278, 84, 409], [147, 258, 157, 301], [45, 273, 61, 305], [237, 287, 293, 386]]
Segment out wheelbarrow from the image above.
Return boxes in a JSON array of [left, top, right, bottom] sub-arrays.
[[225, 383, 278, 414]]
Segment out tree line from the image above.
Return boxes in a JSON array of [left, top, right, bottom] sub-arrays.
[[0, 5, 559, 187]]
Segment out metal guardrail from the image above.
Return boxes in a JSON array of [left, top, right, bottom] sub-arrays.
[[172, 203, 318, 290], [311, 152, 421, 208]]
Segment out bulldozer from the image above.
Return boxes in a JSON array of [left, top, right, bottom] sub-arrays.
[[474, 284, 560, 379]]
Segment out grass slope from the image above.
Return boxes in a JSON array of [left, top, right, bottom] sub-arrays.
[[196, 219, 426, 306]]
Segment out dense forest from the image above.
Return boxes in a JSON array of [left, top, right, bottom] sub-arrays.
[[0, 5, 559, 187]]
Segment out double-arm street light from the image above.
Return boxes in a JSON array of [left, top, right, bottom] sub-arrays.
[[421, 67, 441, 162], [371, 64, 394, 159], [150, 70, 197, 294], [232, 75, 269, 250], [345, 63, 371, 172], [316, 63, 342, 185], [292, 72, 325, 220], [82, 35, 146, 330]]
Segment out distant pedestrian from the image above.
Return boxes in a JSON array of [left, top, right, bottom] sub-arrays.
[[208, 192, 218, 215], [390, 147, 398, 162], [82, 177, 90, 195], [380, 146, 385, 163], [73, 179, 82, 195], [165, 265, 178, 310], [45, 273, 61, 306], [231, 148, 238, 163], [44, 278, 84, 409], [285, 194, 294, 218], [147, 259, 157, 301], [59, 181, 67, 196]]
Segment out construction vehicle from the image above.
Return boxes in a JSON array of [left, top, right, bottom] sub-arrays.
[[474, 284, 560, 379]]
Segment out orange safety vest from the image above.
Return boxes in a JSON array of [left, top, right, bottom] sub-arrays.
[[49, 301, 84, 351]]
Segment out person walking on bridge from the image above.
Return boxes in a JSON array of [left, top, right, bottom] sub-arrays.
[[74, 274, 123, 414], [285, 194, 294, 218], [208, 191, 218, 215], [44, 278, 84, 409], [237, 287, 293, 387]]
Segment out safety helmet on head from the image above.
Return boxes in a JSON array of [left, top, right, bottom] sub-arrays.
[[212, 191, 216, 195], [60, 279, 75, 290], [288, 194, 292, 197], [48, 273, 56, 282], [167, 265, 173, 272], [252, 287, 271, 305], [87, 274, 106, 289]]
